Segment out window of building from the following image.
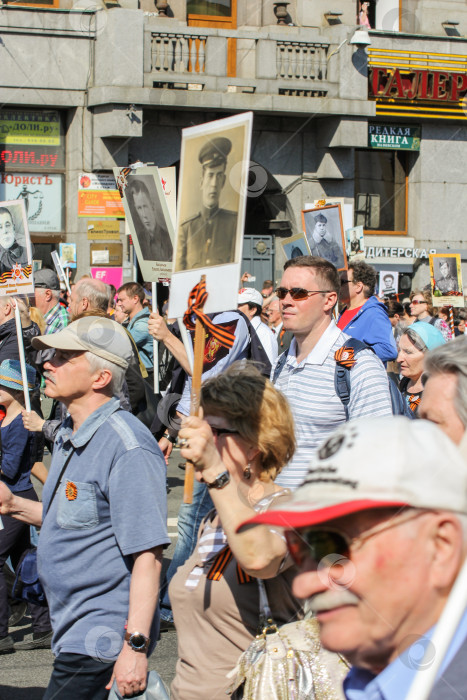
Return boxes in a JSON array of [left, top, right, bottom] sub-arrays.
[[187, 0, 232, 17], [3, 0, 59, 7], [354, 149, 408, 234], [357, 0, 401, 31]]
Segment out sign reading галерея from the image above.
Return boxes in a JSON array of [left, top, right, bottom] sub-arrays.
[[369, 68, 467, 102], [368, 124, 421, 151]]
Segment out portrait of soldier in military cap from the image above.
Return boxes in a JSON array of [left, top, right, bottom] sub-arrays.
[[302, 204, 346, 270], [174, 136, 238, 272]]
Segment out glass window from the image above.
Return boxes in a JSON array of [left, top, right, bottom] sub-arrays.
[[357, 1, 401, 31], [354, 150, 407, 233], [187, 0, 232, 17]]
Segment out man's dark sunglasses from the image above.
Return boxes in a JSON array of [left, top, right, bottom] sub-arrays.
[[275, 287, 331, 301], [285, 528, 351, 567], [285, 511, 427, 568]]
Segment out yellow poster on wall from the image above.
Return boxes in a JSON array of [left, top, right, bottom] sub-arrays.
[[0, 110, 60, 146]]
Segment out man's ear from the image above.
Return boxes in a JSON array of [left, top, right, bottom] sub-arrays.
[[429, 515, 465, 591], [92, 368, 113, 391]]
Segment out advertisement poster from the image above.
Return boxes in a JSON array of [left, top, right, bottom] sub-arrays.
[[91, 267, 123, 290], [87, 220, 121, 240], [0, 199, 34, 296], [429, 253, 464, 307], [78, 173, 124, 219], [0, 172, 64, 232], [0, 109, 61, 146]]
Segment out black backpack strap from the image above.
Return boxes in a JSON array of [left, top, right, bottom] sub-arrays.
[[272, 349, 289, 384], [334, 338, 373, 420]]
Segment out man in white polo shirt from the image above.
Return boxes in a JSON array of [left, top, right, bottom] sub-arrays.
[[272, 255, 392, 490]]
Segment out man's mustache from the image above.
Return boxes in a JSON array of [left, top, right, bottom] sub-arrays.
[[309, 589, 359, 613]]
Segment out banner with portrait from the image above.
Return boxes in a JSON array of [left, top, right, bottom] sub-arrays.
[[429, 253, 464, 307], [302, 204, 347, 271], [0, 199, 33, 296], [168, 112, 253, 318], [114, 166, 175, 282], [346, 225, 365, 263], [378, 270, 399, 298]]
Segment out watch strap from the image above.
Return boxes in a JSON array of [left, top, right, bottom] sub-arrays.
[[205, 470, 231, 490]]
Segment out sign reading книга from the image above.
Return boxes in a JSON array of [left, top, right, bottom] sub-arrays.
[[368, 124, 421, 151]]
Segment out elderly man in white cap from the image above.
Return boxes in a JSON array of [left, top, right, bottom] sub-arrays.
[[242, 416, 467, 700], [0, 316, 169, 700], [237, 286, 277, 364]]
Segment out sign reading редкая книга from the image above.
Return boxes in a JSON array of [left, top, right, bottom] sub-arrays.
[[368, 124, 421, 151]]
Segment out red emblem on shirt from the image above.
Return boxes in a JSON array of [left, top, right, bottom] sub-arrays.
[[65, 481, 78, 501]]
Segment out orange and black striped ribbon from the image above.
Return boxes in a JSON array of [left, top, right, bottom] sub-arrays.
[[448, 306, 455, 337], [0, 264, 32, 284], [206, 546, 253, 584], [334, 345, 357, 369], [183, 279, 236, 350]]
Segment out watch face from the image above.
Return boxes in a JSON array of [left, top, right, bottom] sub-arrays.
[[130, 633, 147, 650]]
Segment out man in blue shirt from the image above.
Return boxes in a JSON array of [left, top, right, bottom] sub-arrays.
[[117, 282, 154, 379], [243, 416, 467, 700], [0, 316, 169, 699]]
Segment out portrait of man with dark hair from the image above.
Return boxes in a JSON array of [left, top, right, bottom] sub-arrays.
[[303, 206, 346, 270], [126, 176, 173, 264], [435, 258, 459, 295], [175, 136, 238, 272]]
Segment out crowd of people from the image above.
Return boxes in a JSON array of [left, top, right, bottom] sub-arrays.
[[0, 254, 466, 699]]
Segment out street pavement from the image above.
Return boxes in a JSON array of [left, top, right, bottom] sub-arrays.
[[0, 447, 186, 699]]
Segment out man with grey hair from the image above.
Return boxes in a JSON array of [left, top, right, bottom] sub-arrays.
[[242, 416, 467, 699], [0, 316, 169, 699], [33, 269, 69, 334], [419, 335, 467, 457], [69, 277, 109, 320]]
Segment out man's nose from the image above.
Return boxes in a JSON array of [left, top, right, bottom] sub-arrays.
[[292, 570, 325, 600]]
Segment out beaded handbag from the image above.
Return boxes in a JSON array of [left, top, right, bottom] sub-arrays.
[[227, 580, 349, 700]]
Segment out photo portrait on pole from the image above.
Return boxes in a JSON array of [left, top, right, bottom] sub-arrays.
[[169, 112, 253, 318], [115, 166, 175, 281], [0, 199, 33, 295], [280, 232, 310, 261], [302, 204, 347, 271], [430, 253, 463, 307]]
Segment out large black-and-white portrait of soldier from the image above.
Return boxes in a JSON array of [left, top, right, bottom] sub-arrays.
[[0, 199, 33, 295], [302, 204, 347, 271], [117, 168, 175, 281], [174, 121, 249, 274], [433, 257, 459, 295]]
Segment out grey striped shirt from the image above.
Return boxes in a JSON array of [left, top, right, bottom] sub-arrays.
[[273, 321, 392, 491]]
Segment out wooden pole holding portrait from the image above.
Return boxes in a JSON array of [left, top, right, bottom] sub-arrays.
[[183, 275, 207, 504]]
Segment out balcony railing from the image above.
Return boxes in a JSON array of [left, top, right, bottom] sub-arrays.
[[144, 25, 332, 94]]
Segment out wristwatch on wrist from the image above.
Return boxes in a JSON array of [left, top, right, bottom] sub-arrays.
[[205, 470, 231, 490], [124, 631, 150, 653], [164, 432, 177, 445]]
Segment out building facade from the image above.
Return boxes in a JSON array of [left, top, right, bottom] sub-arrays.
[[1, 0, 466, 294]]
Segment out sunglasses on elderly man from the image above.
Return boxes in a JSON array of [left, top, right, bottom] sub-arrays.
[[275, 287, 331, 301], [284, 510, 428, 568]]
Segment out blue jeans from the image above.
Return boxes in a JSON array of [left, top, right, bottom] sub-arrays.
[[160, 480, 212, 621]]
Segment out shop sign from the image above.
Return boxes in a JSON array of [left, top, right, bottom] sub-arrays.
[[369, 67, 467, 102], [368, 124, 421, 151], [87, 220, 121, 240], [0, 172, 64, 232], [365, 246, 436, 259], [0, 148, 64, 169], [0, 110, 60, 146], [91, 267, 123, 289], [78, 173, 124, 219]]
